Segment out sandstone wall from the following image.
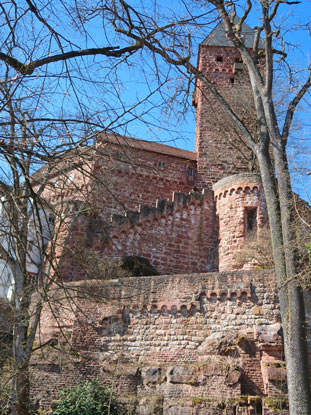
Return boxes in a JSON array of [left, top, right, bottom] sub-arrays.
[[39, 141, 199, 280], [31, 271, 287, 414], [90, 142, 197, 221], [41, 142, 196, 221], [194, 45, 264, 186], [58, 189, 219, 280], [213, 174, 268, 271]]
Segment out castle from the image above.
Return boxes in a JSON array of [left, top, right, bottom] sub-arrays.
[[11, 20, 300, 415]]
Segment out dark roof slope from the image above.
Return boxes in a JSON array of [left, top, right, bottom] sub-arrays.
[[31, 133, 196, 185], [99, 133, 197, 161], [202, 18, 265, 49]]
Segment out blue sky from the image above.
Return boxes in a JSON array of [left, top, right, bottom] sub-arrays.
[[110, 1, 311, 200], [1, 1, 310, 199]]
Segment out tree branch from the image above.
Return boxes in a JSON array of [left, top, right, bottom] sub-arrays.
[[0, 45, 141, 75], [282, 68, 311, 146]]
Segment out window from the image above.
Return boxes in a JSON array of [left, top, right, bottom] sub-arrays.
[[188, 168, 194, 177], [230, 77, 235, 84], [158, 161, 166, 167], [245, 208, 257, 233], [216, 56, 223, 62]]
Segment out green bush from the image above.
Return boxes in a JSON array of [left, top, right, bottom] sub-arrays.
[[53, 379, 124, 415]]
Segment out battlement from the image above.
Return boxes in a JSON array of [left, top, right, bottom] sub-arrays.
[[33, 270, 286, 414], [60, 189, 218, 281], [111, 189, 212, 227], [26, 20, 285, 415]]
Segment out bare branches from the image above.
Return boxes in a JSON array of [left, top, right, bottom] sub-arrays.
[[0, 45, 142, 75], [282, 68, 311, 145]]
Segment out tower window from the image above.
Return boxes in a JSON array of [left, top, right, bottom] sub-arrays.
[[216, 56, 223, 62], [188, 168, 194, 177], [158, 161, 166, 167], [230, 77, 235, 84], [245, 208, 257, 233]]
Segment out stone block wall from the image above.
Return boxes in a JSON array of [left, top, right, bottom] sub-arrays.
[[58, 189, 219, 280], [31, 271, 287, 414], [213, 174, 268, 271], [91, 141, 197, 221], [194, 45, 264, 186], [39, 139, 199, 280], [41, 140, 197, 222]]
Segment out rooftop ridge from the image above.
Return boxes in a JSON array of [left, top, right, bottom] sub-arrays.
[[202, 17, 265, 49], [98, 132, 197, 161]]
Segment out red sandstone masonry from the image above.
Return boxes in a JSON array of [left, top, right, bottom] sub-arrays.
[[91, 142, 197, 221], [59, 189, 218, 280], [27, 35, 289, 415], [213, 173, 268, 271], [194, 46, 264, 187], [32, 271, 284, 414], [40, 141, 199, 277]]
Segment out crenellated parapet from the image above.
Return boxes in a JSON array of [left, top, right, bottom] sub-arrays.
[[60, 189, 219, 280], [32, 271, 287, 414], [111, 189, 211, 227], [104, 189, 218, 276], [213, 173, 268, 271]]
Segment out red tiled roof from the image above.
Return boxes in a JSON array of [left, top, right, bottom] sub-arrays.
[[99, 132, 197, 161]]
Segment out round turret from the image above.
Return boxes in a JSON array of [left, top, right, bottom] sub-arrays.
[[213, 173, 268, 271]]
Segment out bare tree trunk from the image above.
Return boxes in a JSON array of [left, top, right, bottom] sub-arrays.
[[273, 146, 311, 414], [12, 364, 30, 415], [12, 263, 31, 415], [257, 144, 311, 414]]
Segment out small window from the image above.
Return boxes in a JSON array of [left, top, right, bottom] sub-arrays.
[[48, 216, 55, 225], [216, 56, 223, 62], [188, 168, 194, 177], [158, 161, 166, 167], [245, 208, 257, 233], [230, 77, 235, 84]]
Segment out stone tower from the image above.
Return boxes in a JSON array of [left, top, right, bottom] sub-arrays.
[[213, 173, 268, 271], [194, 20, 265, 188]]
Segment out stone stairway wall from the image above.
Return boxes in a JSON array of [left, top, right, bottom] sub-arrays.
[[60, 189, 218, 281]]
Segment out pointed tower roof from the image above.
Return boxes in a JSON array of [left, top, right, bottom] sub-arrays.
[[202, 18, 265, 49]]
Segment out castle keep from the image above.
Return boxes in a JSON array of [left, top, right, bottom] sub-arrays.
[[29, 21, 293, 415]]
